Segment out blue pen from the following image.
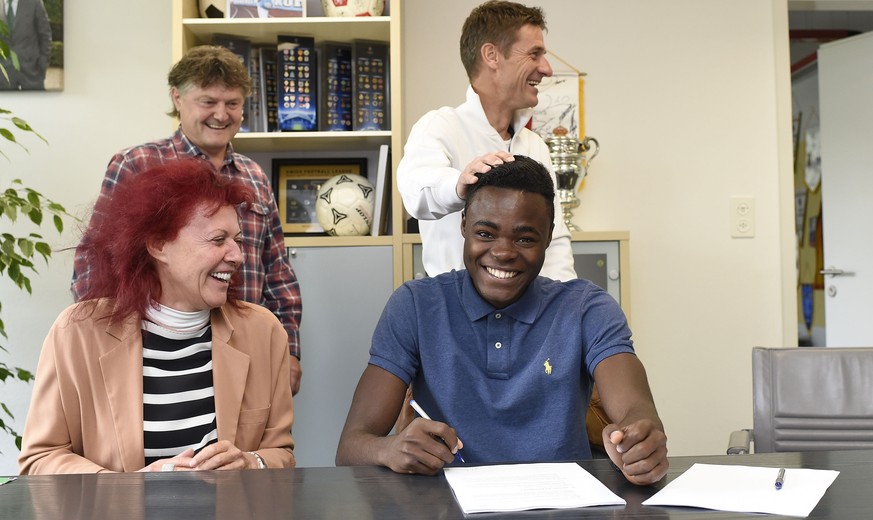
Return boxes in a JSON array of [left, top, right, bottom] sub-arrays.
[[775, 468, 786, 490], [409, 399, 466, 463]]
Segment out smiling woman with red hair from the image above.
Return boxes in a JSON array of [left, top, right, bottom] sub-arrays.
[[19, 159, 295, 474]]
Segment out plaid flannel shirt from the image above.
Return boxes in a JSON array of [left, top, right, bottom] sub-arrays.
[[72, 129, 302, 357]]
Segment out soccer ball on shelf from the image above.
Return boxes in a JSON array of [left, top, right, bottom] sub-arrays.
[[315, 174, 376, 236], [198, 0, 225, 18], [321, 0, 384, 17]]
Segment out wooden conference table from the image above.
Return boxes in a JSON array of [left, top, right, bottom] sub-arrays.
[[0, 450, 867, 519]]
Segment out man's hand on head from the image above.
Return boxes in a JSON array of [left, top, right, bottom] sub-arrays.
[[456, 152, 515, 200]]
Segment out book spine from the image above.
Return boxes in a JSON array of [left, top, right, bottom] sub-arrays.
[[248, 47, 263, 133], [277, 36, 318, 132], [352, 40, 390, 131], [260, 47, 279, 132], [320, 43, 353, 131]]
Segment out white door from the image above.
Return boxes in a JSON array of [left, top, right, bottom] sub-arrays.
[[818, 32, 873, 346]]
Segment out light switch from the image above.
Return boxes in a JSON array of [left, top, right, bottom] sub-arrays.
[[730, 197, 755, 238]]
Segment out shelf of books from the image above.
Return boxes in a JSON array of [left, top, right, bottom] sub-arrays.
[[173, 0, 406, 285], [192, 24, 390, 135]]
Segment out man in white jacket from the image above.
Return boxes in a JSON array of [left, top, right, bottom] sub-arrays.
[[397, 0, 576, 281]]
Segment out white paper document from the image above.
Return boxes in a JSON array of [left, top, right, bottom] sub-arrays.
[[443, 462, 625, 514], [642, 463, 840, 518]]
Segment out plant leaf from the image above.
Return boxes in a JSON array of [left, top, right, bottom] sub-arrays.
[[0, 128, 16, 145]]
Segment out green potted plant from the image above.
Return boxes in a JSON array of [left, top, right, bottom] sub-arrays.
[[0, 19, 72, 451]]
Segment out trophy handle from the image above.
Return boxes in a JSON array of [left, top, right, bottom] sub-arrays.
[[582, 136, 600, 164]]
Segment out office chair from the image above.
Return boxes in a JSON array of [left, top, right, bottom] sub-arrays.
[[727, 346, 873, 454]]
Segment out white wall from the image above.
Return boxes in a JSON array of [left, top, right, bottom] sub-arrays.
[[0, 0, 797, 473], [0, 2, 172, 473], [402, 0, 796, 457]]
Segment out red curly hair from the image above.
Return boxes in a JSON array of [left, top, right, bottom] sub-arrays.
[[78, 159, 255, 321]]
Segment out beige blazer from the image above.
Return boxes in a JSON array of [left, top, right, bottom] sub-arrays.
[[18, 299, 295, 474]]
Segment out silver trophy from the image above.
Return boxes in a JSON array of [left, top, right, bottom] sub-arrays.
[[545, 127, 599, 231]]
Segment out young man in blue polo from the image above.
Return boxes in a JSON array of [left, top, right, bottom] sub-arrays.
[[336, 156, 668, 485]]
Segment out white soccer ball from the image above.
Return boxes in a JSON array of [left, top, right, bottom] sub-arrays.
[[322, 0, 384, 17], [198, 0, 225, 18], [316, 174, 375, 236]]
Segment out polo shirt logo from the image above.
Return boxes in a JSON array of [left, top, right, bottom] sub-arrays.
[[544, 358, 553, 375]]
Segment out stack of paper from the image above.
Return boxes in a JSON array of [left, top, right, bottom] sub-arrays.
[[642, 464, 840, 518], [443, 462, 625, 514]]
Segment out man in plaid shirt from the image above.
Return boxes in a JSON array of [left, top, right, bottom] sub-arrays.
[[72, 46, 303, 394]]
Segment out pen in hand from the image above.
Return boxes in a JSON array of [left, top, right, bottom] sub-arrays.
[[775, 468, 786, 490], [409, 399, 466, 463]]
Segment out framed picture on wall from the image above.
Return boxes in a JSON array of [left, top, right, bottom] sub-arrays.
[[531, 71, 582, 140], [271, 157, 368, 234], [0, 0, 64, 91]]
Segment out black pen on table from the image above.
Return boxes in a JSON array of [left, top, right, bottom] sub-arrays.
[[775, 468, 786, 490], [409, 399, 466, 463]]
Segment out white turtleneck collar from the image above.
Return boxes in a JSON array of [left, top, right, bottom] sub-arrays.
[[144, 303, 210, 335]]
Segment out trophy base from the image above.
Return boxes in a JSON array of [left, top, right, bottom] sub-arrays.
[[558, 188, 580, 231]]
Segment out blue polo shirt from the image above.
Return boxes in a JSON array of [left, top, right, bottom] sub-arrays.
[[369, 270, 635, 463]]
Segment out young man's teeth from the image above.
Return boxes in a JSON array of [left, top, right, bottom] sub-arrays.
[[211, 272, 230, 282], [486, 267, 517, 279]]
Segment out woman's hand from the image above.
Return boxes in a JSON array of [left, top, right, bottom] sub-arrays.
[[138, 448, 196, 472], [186, 440, 259, 470]]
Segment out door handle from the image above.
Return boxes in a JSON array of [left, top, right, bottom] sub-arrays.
[[820, 266, 855, 277]]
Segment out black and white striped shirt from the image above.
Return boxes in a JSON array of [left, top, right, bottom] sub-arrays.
[[142, 306, 218, 465]]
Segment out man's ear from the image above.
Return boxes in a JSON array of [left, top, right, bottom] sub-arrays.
[[480, 42, 500, 70], [460, 210, 468, 237], [170, 87, 183, 112]]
